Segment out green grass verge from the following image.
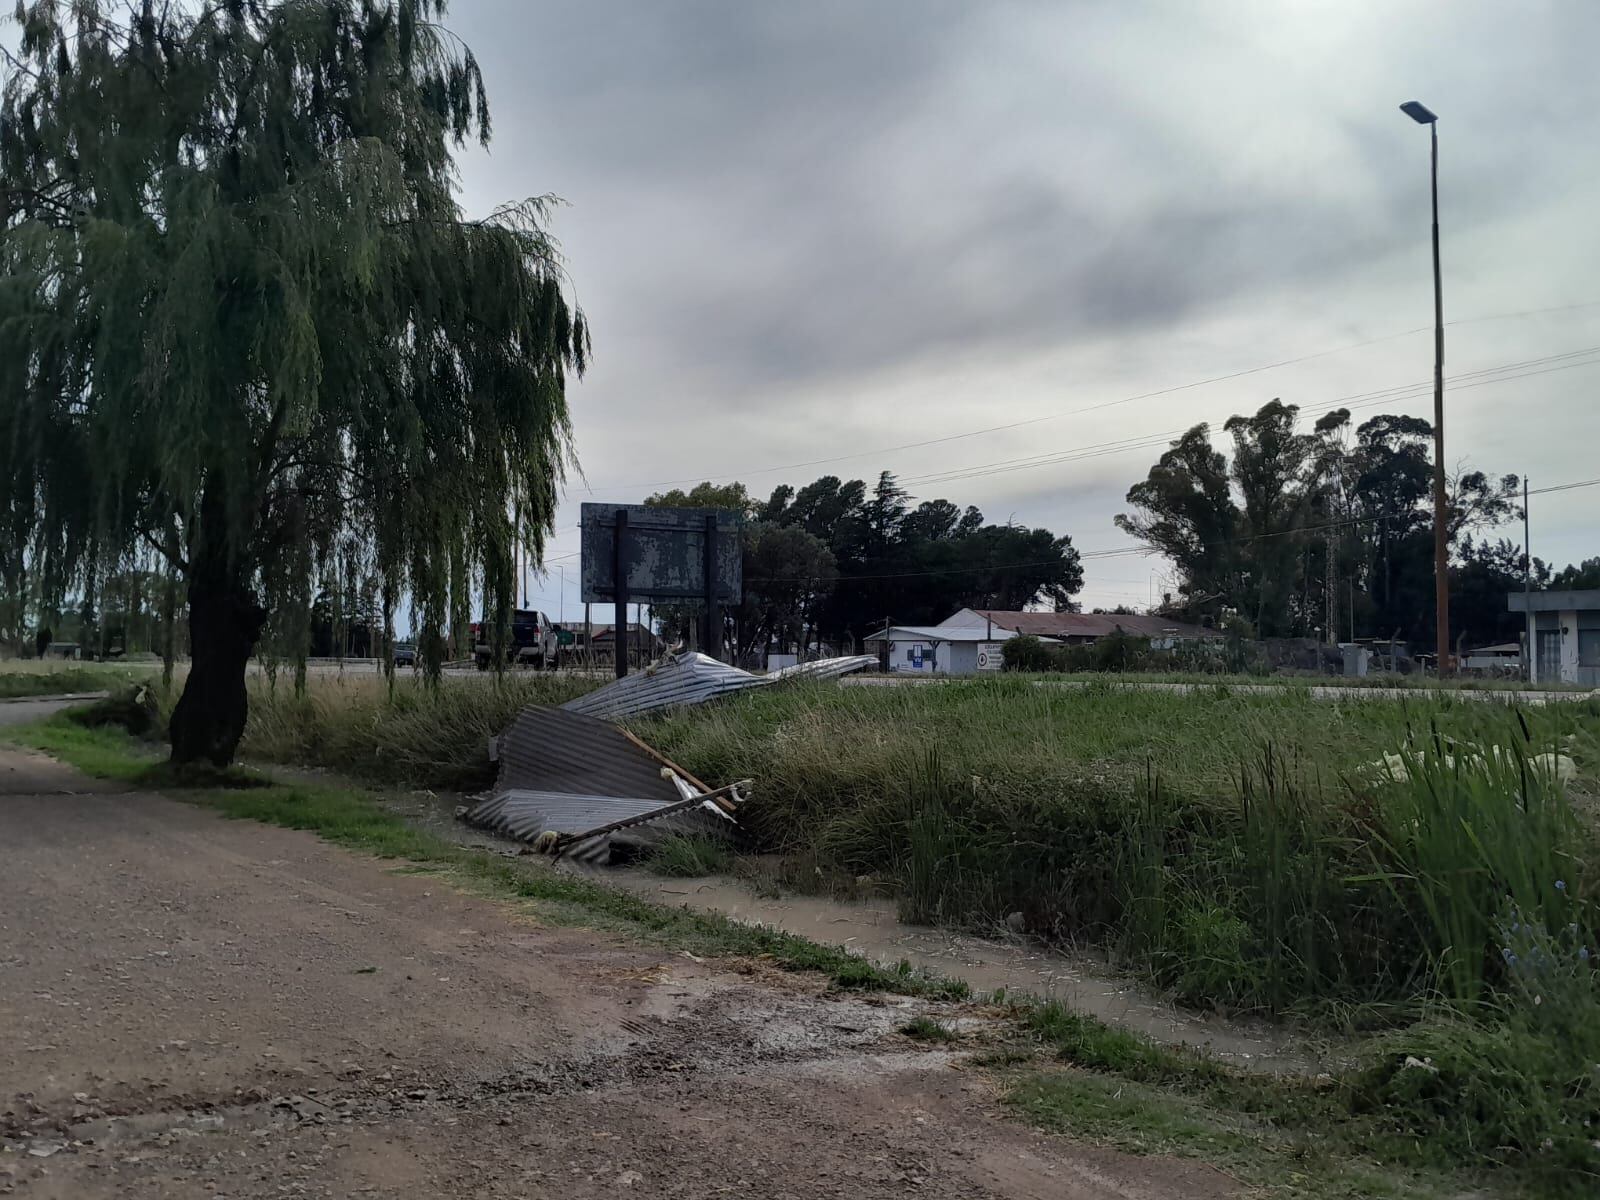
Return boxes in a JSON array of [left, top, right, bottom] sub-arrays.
[[1006, 1071, 1434, 1200], [5, 715, 165, 780]]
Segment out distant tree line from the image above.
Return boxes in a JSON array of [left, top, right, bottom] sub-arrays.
[[1116, 401, 1559, 651], [646, 471, 1083, 658]]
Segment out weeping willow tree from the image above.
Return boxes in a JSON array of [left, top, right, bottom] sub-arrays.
[[0, 0, 586, 764]]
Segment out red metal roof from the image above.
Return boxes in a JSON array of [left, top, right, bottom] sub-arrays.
[[970, 610, 1223, 640]]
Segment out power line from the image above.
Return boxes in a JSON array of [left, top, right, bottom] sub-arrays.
[[583, 300, 1600, 495], [899, 347, 1600, 490]]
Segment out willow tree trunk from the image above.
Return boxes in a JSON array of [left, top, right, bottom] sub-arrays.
[[167, 477, 267, 767], [168, 570, 266, 766]]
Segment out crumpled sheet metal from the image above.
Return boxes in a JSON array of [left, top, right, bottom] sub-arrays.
[[461, 702, 738, 863], [769, 655, 878, 683], [562, 651, 877, 721], [491, 705, 683, 804], [463, 788, 731, 843]]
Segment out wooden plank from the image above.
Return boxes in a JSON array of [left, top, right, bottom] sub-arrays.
[[553, 778, 752, 856], [617, 728, 716, 794]]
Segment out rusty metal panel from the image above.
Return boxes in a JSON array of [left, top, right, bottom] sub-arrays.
[[580, 503, 743, 604]]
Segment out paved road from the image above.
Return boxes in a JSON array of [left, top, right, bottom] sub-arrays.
[[0, 748, 1232, 1199], [0, 697, 105, 730], [844, 675, 1596, 705], [1034, 679, 1596, 706]]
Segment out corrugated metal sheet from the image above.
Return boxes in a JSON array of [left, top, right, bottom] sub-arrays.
[[462, 702, 738, 862], [770, 654, 880, 681], [492, 705, 681, 804], [563, 651, 876, 720], [562, 653, 757, 720], [461, 788, 733, 863]]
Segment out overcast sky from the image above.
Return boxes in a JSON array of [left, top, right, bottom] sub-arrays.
[[446, 0, 1599, 621], [17, 2, 1597, 622]]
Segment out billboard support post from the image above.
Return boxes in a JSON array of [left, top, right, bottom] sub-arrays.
[[702, 513, 719, 663], [612, 508, 630, 679]]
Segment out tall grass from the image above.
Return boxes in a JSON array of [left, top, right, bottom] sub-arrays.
[[640, 680, 1600, 1018], [240, 672, 594, 790]]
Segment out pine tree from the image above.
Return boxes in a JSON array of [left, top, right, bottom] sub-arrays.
[[1, 1, 587, 764]]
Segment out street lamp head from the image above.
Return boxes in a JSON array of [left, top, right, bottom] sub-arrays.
[[1399, 100, 1437, 124]]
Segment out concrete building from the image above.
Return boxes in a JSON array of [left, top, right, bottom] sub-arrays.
[[861, 624, 1022, 675], [937, 608, 1224, 651], [1507, 589, 1600, 686], [1460, 642, 1521, 674]]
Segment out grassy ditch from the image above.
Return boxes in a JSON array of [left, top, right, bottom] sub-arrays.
[[637, 679, 1600, 1014]]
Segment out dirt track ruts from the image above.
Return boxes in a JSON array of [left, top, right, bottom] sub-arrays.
[[0, 741, 1234, 1198]]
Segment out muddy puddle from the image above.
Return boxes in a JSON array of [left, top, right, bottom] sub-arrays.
[[571, 864, 1323, 1074]]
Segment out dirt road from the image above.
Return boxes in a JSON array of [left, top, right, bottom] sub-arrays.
[[0, 745, 1232, 1199]]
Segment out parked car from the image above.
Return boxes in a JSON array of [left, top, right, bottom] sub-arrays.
[[470, 610, 557, 669], [393, 640, 417, 667]]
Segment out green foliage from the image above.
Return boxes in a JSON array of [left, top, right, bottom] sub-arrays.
[[1000, 634, 1056, 672], [645, 833, 735, 878], [1361, 736, 1589, 1007], [756, 472, 1083, 646], [1552, 557, 1600, 591], [1, 0, 587, 759], [1117, 402, 1526, 647]]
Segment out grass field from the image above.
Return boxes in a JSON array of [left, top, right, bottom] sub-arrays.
[[0, 660, 162, 699], [636, 678, 1600, 1017]]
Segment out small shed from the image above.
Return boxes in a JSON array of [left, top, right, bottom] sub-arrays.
[[861, 624, 1023, 676], [1507, 589, 1600, 686]]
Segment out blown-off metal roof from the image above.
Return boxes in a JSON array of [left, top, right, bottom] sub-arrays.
[[463, 788, 731, 844], [563, 652, 876, 721], [492, 705, 682, 804]]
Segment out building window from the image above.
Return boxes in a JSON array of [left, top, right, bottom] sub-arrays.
[[1580, 629, 1600, 668]]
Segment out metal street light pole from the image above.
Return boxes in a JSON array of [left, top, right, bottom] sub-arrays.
[[1400, 99, 1449, 675]]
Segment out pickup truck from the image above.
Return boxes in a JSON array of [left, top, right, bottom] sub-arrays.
[[471, 609, 558, 670]]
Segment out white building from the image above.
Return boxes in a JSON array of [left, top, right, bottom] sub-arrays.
[[861, 624, 1022, 675], [1508, 589, 1600, 686]]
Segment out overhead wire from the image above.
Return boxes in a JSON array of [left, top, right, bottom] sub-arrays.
[[898, 345, 1600, 489], [582, 299, 1600, 494]]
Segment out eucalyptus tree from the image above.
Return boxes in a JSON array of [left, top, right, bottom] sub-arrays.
[[1, 0, 586, 764]]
